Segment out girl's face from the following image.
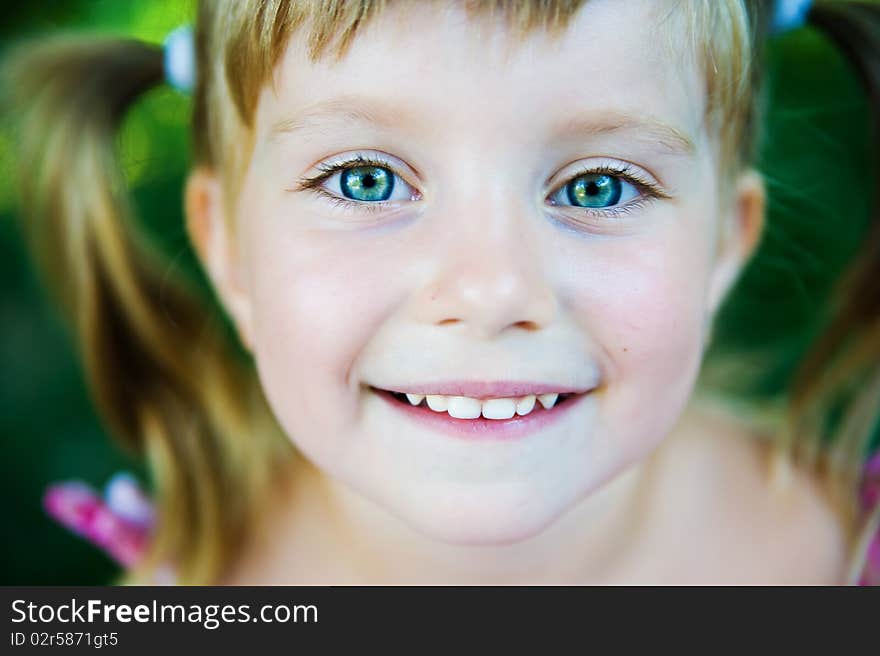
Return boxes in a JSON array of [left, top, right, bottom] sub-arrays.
[[202, 0, 762, 543]]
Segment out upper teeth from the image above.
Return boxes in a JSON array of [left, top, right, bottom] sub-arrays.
[[402, 392, 560, 419]]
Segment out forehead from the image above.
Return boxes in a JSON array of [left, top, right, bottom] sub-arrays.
[[257, 0, 707, 158]]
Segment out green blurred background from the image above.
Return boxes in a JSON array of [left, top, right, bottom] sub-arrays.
[[0, 1, 876, 584]]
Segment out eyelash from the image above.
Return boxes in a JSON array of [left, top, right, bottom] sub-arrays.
[[294, 154, 407, 215], [548, 163, 670, 220], [292, 153, 669, 219]]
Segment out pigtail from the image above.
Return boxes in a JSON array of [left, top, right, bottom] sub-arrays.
[[3, 37, 290, 584], [779, 1, 880, 578]]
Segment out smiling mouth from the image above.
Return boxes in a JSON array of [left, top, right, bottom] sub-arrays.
[[369, 385, 591, 439], [370, 385, 581, 419], [393, 389, 573, 416]]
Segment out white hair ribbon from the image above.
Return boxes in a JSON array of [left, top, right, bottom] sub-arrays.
[[772, 0, 813, 34], [163, 25, 195, 93]]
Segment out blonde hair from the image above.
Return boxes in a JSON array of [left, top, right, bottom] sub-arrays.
[[4, 0, 879, 584]]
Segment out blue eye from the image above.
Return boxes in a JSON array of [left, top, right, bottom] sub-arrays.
[[550, 170, 641, 211], [295, 154, 417, 211], [340, 165, 394, 201], [567, 173, 620, 207]]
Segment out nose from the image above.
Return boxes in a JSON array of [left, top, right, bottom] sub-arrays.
[[410, 200, 559, 340]]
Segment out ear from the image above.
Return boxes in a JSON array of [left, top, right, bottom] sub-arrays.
[[706, 169, 766, 316], [185, 167, 254, 351]]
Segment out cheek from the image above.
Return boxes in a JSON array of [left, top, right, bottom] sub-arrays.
[[564, 226, 715, 458], [600, 258, 708, 378], [239, 213, 407, 456]]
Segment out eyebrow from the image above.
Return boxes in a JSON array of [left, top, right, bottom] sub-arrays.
[[551, 113, 697, 157], [270, 94, 698, 156], [270, 95, 413, 138]]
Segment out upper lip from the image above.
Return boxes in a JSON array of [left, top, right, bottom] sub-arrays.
[[372, 381, 596, 399]]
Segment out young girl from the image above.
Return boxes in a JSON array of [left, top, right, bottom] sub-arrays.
[[6, 0, 880, 585]]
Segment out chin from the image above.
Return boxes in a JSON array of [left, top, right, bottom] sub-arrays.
[[388, 485, 574, 547]]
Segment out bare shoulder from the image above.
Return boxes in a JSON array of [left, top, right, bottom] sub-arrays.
[[675, 398, 852, 584]]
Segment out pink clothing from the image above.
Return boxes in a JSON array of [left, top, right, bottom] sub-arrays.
[[45, 451, 880, 584], [43, 478, 151, 569], [857, 450, 880, 585]]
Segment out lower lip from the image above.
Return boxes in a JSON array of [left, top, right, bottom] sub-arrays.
[[372, 387, 593, 440]]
